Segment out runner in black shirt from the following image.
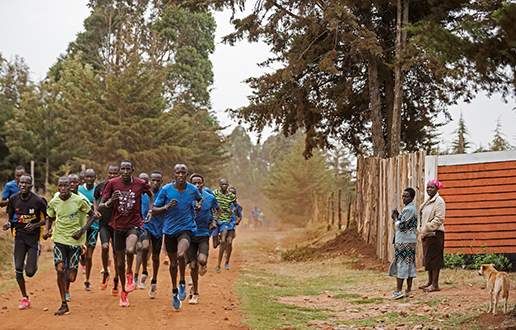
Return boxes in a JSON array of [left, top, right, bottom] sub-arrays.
[[3, 174, 48, 310]]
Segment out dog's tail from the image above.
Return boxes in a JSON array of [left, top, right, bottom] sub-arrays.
[[502, 274, 510, 299]]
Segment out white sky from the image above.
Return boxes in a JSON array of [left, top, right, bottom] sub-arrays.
[[1, 0, 515, 149]]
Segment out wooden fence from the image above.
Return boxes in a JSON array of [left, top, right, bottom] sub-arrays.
[[312, 189, 354, 230], [355, 151, 426, 266]]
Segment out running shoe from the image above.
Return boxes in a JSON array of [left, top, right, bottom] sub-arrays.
[[54, 302, 69, 316], [188, 279, 193, 286], [84, 281, 93, 291], [178, 283, 187, 300], [112, 280, 119, 296], [81, 265, 86, 274], [389, 291, 404, 300], [100, 272, 110, 290], [119, 291, 129, 307], [172, 292, 182, 310], [189, 293, 199, 305], [18, 297, 30, 310], [138, 274, 148, 290], [163, 256, 170, 265], [149, 283, 157, 299], [65, 292, 71, 302], [215, 266, 221, 273], [225, 263, 231, 270], [405, 290, 414, 298], [125, 273, 135, 292], [199, 265, 207, 276]]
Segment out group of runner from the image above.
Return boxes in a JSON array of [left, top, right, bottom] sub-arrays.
[[1, 161, 242, 315]]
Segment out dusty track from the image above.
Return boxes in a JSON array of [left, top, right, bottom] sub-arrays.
[[0, 230, 250, 330]]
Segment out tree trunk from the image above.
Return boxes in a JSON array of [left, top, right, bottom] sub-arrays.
[[390, 0, 409, 157], [366, 9, 386, 158], [45, 137, 49, 195]]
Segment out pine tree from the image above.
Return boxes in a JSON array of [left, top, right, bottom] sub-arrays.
[[450, 111, 471, 154], [0, 54, 33, 182], [488, 117, 513, 151], [263, 133, 334, 226]]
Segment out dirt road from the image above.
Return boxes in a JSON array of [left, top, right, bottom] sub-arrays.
[[0, 231, 250, 330]]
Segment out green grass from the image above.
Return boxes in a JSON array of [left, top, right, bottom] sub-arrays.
[[351, 297, 385, 304], [332, 293, 362, 299]]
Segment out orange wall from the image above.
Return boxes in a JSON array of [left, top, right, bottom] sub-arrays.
[[439, 160, 516, 254]]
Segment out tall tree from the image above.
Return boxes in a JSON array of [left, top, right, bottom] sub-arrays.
[[488, 117, 513, 151], [5, 79, 75, 193], [263, 133, 334, 226], [0, 54, 33, 182], [216, 0, 447, 158], [450, 111, 471, 154]]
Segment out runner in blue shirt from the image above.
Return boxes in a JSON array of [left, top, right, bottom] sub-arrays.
[[187, 173, 221, 304], [152, 164, 202, 310], [77, 168, 98, 291], [252, 206, 261, 230], [143, 171, 166, 298], [134, 172, 150, 288], [224, 187, 242, 271], [1, 166, 26, 220]]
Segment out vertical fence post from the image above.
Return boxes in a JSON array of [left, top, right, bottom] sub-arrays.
[[338, 189, 342, 229]]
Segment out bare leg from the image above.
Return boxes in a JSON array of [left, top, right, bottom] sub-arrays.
[[168, 252, 178, 289], [85, 245, 95, 283], [115, 250, 126, 292], [134, 241, 142, 280], [56, 263, 67, 302], [141, 240, 150, 275], [190, 260, 199, 294], [225, 236, 233, 266], [125, 234, 138, 276], [407, 277, 413, 292], [151, 252, 160, 281], [101, 242, 110, 274], [396, 278, 404, 292], [177, 238, 190, 283], [217, 230, 228, 269]]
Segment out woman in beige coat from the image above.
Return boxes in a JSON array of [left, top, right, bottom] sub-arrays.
[[418, 180, 446, 292]]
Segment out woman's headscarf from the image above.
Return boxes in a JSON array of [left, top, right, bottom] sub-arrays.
[[427, 179, 443, 190]]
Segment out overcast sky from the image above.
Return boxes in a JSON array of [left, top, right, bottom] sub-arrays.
[[1, 0, 515, 150]]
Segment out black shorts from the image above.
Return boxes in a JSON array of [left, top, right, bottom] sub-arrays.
[[13, 230, 40, 278], [99, 225, 116, 253], [187, 235, 209, 263], [86, 227, 99, 247], [54, 242, 81, 270], [227, 229, 235, 239], [139, 228, 162, 255], [164, 230, 191, 254], [114, 227, 140, 252]]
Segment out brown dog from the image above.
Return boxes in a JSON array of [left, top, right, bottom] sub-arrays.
[[479, 264, 510, 316]]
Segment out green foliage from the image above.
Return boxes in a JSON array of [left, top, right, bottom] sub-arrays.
[[0, 54, 33, 182], [488, 117, 513, 151], [470, 246, 512, 271], [331, 293, 362, 299], [263, 133, 335, 226], [444, 246, 512, 271], [450, 111, 472, 154], [444, 250, 466, 269]]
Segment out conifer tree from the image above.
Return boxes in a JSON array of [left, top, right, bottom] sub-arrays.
[[263, 133, 334, 226], [488, 117, 513, 151], [450, 111, 471, 154]]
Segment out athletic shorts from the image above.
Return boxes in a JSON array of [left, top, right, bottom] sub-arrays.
[[164, 230, 191, 254], [54, 242, 81, 270], [99, 225, 116, 253], [13, 231, 40, 278], [187, 235, 209, 264], [114, 227, 140, 252], [86, 227, 99, 247], [141, 228, 162, 256], [211, 222, 232, 237]]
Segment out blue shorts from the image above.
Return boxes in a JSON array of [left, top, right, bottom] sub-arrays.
[[211, 222, 231, 236]]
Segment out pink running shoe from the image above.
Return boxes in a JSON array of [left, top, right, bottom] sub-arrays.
[[18, 297, 30, 310], [125, 273, 135, 292], [119, 291, 129, 307]]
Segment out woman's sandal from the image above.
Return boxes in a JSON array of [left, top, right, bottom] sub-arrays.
[[423, 286, 441, 292], [418, 284, 430, 290]]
